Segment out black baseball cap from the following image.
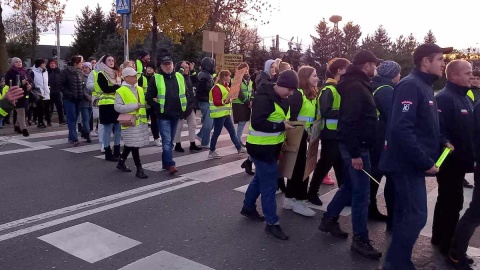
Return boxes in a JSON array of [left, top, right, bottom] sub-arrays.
[[352, 50, 383, 65], [413, 43, 453, 65], [160, 56, 173, 64]]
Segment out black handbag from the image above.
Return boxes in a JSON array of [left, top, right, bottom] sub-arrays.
[[29, 87, 42, 103]]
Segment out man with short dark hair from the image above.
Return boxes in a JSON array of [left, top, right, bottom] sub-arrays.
[[381, 43, 453, 269], [431, 60, 475, 256], [319, 50, 382, 260]]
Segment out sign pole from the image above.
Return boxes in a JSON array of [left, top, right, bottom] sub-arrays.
[[123, 14, 129, 61], [116, 0, 131, 61]]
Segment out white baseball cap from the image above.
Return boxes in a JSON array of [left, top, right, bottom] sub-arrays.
[[122, 67, 137, 78]]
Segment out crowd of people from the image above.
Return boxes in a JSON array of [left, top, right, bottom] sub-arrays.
[[1, 43, 480, 270]]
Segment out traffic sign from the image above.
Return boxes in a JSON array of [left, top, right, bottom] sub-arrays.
[[116, 0, 131, 14]]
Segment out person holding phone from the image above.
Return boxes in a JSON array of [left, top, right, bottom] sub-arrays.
[[5, 57, 32, 137]]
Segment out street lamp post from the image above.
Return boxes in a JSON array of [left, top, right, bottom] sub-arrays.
[[329, 15, 342, 57]]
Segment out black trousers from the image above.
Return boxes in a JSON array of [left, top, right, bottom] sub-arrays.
[[286, 131, 309, 200], [370, 168, 395, 226], [450, 164, 480, 258], [50, 92, 64, 122], [146, 108, 159, 140], [36, 100, 51, 124], [308, 139, 344, 195], [121, 146, 141, 167], [432, 157, 467, 253]]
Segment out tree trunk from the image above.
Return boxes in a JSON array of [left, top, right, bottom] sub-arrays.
[[151, 15, 158, 67], [0, 5, 9, 74], [31, 0, 37, 61]]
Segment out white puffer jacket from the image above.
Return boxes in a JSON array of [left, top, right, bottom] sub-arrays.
[[31, 66, 50, 100]]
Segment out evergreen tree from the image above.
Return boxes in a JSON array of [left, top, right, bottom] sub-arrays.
[[342, 21, 362, 60], [361, 25, 391, 60], [71, 5, 105, 59], [424, 29, 437, 44], [311, 18, 333, 66]]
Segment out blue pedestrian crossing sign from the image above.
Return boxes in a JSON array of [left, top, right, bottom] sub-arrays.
[[116, 0, 131, 14]]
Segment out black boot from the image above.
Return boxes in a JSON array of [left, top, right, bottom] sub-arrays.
[[318, 216, 349, 238], [307, 192, 323, 206], [14, 126, 22, 134], [351, 235, 382, 260], [85, 133, 91, 143], [265, 224, 289, 240], [117, 159, 132, 172], [174, 142, 185, 152], [135, 165, 148, 179], [189, 142, 202, 152], [22, 129, 29, 137], [241, 159, 254, 175], [113, 145, 121, 159], [277, 177, 286, 193], [105, 146, 118, 162]]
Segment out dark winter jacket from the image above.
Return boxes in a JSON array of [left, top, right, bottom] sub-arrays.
[[60, 65, 84, 102], [246, 82, 288, 162], [474, 101, 480, 163], [380, 69, 444, 175], [319, 79, 339, 140], [146, 70, 185, 120], [370, 75, 395, 167], [336, 66, 377, 158], [174, 63, 196, 118], [435, 81, 475, 172], [47, 59, 61, 95], [5, 68, 32, 108], [97, 71, 121, 124], [287, 89, 303, 122], [196, 57, 215, 102]]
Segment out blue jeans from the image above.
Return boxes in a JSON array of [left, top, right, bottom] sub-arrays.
[[383, 173, 427, 270], [80, 107, 92, 136], [102, 123, 122, 147], [210, 115, 241, 152], [64, 99, 80, 142], [243, 157, 279, 225], [236, 121, 247, 143], [324, 143, 370, 239], [158, 118, 179, 167], [197, 101, 213, 146]]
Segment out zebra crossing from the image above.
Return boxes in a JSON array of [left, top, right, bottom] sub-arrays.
[[2, 119, 480, 266]]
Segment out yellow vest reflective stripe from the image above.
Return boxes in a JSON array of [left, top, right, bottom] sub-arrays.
[[233, 80, 253, 104], [320, 85, 341, 131], [247, 103, 290, 145], [1, 85, 8, 97], [209, 83, 232, 118], [97, 71, 116, 106], [154, 73, 187, 113], [373, 85, 393, 119], [116, 85, 148, 129], [0, 86, 9, 116], [297, 89, 317, 128], [467, 90, 475, 102]]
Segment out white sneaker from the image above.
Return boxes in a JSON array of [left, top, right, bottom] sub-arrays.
[[208, 150, 222, 159], [154, 138, 162, 147], [283, 197, 295, 210], [293, 200, 316, 217], [200, 144, 209, 149], [90, 130, 98, 137], [100, 145, 105, 153], [238, 147, 247, 154]]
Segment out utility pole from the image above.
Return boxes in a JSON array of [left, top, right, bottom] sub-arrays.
[[56, 18, 61, 63]]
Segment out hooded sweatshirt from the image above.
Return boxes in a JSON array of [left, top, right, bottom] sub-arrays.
[[196, 57, 215, 102]]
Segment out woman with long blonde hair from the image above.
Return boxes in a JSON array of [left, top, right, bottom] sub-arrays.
[[282, 66, 319, 217]]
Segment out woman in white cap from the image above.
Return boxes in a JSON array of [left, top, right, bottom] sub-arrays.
[[114, 67, 149, 179]]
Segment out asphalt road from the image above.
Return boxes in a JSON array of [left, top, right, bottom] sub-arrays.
[[0, 121, 478, 270]]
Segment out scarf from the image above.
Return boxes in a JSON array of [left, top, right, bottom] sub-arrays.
[[98, 61, 121, 85], [12, 66, 28, 78]]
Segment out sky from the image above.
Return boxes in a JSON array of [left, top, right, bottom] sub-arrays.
[[3, 0, 479, 52]]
